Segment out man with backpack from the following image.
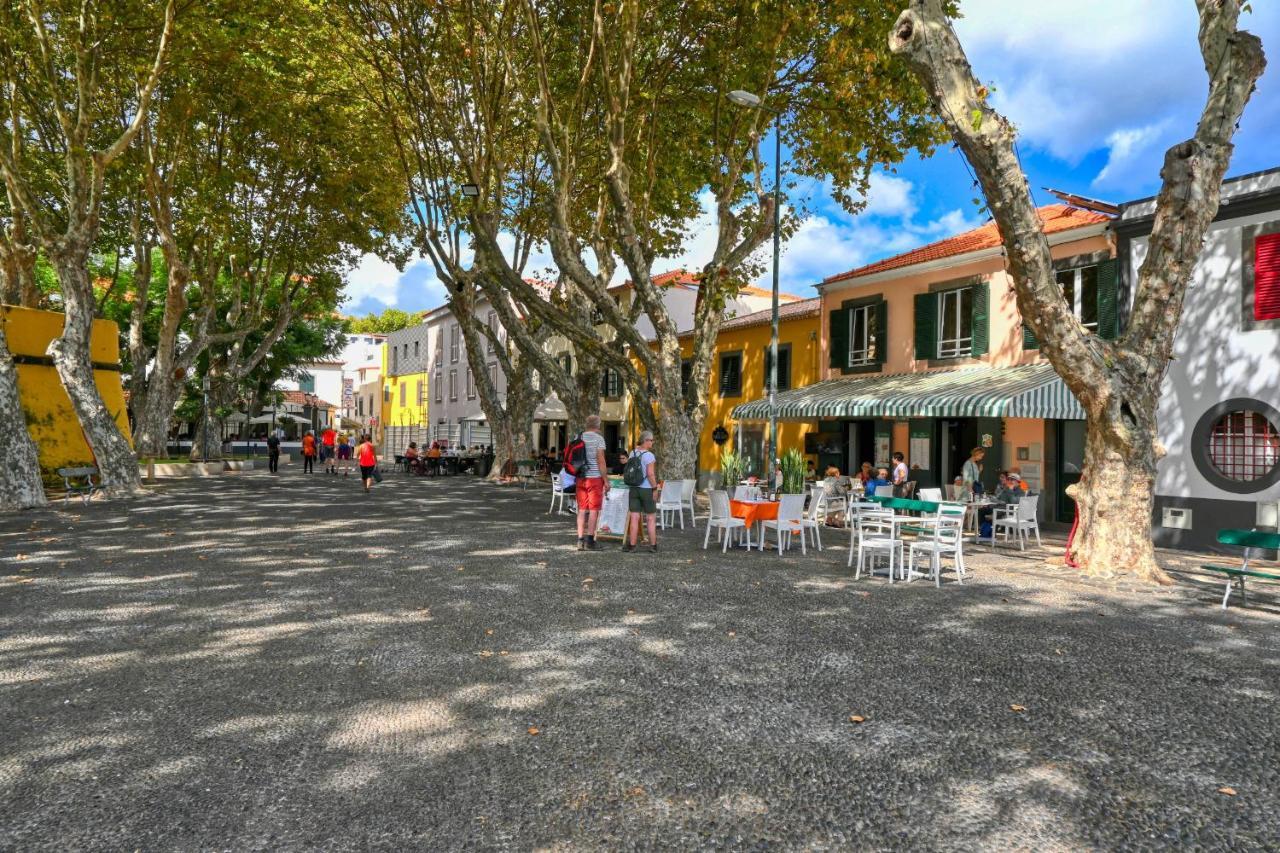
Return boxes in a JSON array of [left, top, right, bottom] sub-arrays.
[[564, 414, 609, 551], [622, 431, 659, 553]]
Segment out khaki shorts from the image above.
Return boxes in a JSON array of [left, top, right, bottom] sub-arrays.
[[628, 487, 656, 514]]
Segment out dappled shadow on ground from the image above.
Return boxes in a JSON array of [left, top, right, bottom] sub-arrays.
[[1, 473, 1278, 849]]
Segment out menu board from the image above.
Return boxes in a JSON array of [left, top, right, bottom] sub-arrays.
[[596, 488, 630, 537], [909, 429, 931, 469]]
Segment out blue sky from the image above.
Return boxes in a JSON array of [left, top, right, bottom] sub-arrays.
[[343, 0, 1279, 315]]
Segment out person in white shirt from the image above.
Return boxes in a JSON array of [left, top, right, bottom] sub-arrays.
[[891, 452, 909, 485]]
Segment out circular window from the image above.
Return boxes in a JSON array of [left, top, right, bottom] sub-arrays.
[[1191, 399, 1280, 494]]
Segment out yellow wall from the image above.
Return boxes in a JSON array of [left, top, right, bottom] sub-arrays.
[[3, 304, 132, 472], [698, 310, 822, 477], [380, 342, 429, 429]]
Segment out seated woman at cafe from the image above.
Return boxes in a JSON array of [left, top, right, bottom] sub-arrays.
[[610, 451, 628, 476], [864, 467, 892, 496], [404, 442, 422, 474], [822, 466, 850, 497], [857, 461, 874, 485]]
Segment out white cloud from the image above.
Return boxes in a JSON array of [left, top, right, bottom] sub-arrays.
[[343, 253, 405, 308], [1093, 121, 1170, 187], [952, 0, 1280, 190]]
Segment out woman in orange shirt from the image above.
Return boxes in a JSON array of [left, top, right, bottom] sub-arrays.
[[357, 434, 378, 493], [301, 431, 317, 474]]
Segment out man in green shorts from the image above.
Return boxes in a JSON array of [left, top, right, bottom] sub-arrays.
[[622, 431, 659, 553]]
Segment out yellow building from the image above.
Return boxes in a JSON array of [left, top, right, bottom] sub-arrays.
[[379, 339, 429, 450], [2, 304, 132, 472], [693, 297, 822, 480]]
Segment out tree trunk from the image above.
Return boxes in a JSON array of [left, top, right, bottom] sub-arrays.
[[655, 408, 700, 482], [133, 377, 182, 458], [1067, 386, 1172, 584], [487, 378, 538, 483], [0, 318, 47, 509], [47, 254, 142, 495]]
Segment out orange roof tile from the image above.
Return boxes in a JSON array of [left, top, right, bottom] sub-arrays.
[[718, 297, 822, 332], [282, 389, 337, 409], [824, 204, 1112, 285]]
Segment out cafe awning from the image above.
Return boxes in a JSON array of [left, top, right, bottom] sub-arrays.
[[730, 363, 1085, 421]]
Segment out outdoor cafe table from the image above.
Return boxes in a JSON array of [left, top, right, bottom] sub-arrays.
[[730, 498, 778, 549]]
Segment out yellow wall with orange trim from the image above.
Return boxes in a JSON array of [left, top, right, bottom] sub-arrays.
[[3, 305, 132, 472], [696, 311, 822, 478]]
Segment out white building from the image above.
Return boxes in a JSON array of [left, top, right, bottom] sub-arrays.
[[276, 332, 387, 432], [1117, 167, 1280, 549]]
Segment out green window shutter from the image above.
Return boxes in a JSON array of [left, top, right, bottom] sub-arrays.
[[874, 299, 888, 366], [1022, 322, 1039, 350], [970, 281, 990, 357], [828, 308, 849, 370], [914, 293, 936, 361], [1097, 259, 1119, 340]]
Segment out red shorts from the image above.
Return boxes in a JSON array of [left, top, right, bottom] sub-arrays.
[[577, 477, 604, 511]]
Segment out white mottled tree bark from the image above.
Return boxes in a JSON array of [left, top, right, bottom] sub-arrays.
[[889, 0, 1266, 583], [0, 307, 47, 509]]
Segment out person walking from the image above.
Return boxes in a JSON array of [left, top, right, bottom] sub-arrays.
[[622, 431, 659, 553], [321, 425, 338, 474], [357, 433, 378, 493], [574, 415, 610, 551], [266, 431, 280, 474], [337, 431, 353, 476], [301, 430, 316, 474]]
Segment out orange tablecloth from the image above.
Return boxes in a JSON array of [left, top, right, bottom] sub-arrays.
[[731, 499, 778, 529]]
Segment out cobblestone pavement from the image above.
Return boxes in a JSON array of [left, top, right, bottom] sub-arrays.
[[2, 472, 1278, 851]]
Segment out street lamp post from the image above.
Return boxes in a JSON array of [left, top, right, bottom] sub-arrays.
[[728, 90, 783, 487]]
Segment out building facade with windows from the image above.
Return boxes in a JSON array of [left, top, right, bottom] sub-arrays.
[[732, 203, 1113, 524], [691, 298, 822, 483], [1118, 168, 1280, 549], [381, 322, 432, 452]]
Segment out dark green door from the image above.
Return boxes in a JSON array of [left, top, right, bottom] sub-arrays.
[[1057, 420, 1086, 523]]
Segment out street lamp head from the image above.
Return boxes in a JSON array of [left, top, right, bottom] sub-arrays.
[[460, 183, 480, 197], [202, 376, 211, 392], [727, 89, 762, 109]]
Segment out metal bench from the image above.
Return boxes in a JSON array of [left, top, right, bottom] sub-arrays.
[[1201, 528, 1280, 609], [57, 466, 99, 506]]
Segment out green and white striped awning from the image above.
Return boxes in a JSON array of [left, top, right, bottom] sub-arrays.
[[730, 363, 1085, 421]]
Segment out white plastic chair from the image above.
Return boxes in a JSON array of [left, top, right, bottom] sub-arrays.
[[846, 500, 882, 525], [761, 494, 808, 556], [658, 480, 688, 529], [919, 487, 943, 503], [680, 479, 700, 528], [800, 489, 826, 551], [703, 489, 751, 552], [850, 513, 901, 581], [907, 516, 965, 586], [548, 472, 571, 514], [993, 494, 1042, 551], [874, 485, 894, 498]]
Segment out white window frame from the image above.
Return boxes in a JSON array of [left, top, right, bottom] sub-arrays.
[[450, 324, 460, 362], [937, 287, 973, 359], [1057, 265, 1099, 331], [466, 367, 475, 400], [448, 369, 457, 401], [434, 373, 442, 403], [847, 304, 877, 367], [487, 311, 498, 354]]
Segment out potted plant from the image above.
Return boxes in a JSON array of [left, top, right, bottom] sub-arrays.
[[779, 448, 807, 495], [719, 448, 745, 490]]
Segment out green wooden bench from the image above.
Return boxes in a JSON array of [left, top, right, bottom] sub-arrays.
[[1201, 528, 1280, 609]]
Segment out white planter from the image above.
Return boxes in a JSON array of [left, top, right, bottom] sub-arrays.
[[223, 460, 255, 472], [139, 462, 223, 478]]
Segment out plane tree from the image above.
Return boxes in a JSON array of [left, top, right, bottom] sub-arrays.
[[887, 0, 1266, 582]]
